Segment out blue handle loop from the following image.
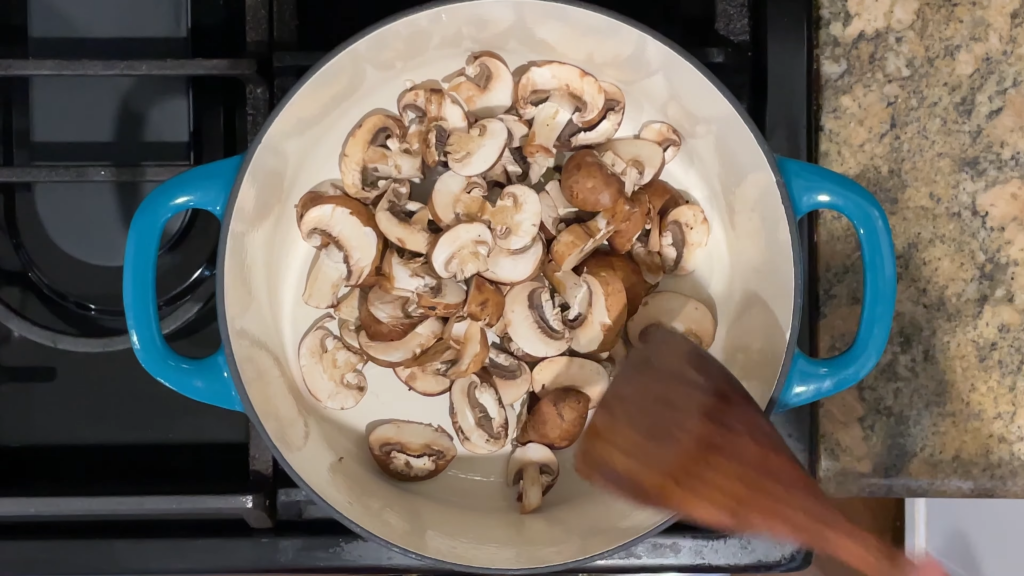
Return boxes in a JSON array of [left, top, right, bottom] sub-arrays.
[[123, 156, 245, 412], [775, 157, 897, 411]]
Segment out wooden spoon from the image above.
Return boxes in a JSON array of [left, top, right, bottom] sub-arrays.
[[575, 325, 912, 576]]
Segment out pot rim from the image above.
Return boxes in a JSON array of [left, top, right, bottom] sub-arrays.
[[215, 0, 803, 572]]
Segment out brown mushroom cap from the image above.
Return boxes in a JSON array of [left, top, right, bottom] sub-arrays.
[[367, 420, 457, 482], [579, 250, 650, 318], [464, 276, 505, 327], [639, 178, 684, 217], [359, 286, 423, 342], [606, 191, 649, 254], [560, 149, 625, 211], [516, 388, 590, 449]]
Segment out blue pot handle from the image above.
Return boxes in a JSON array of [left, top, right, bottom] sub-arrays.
[[774, 157, 897, 411], [123, 156, 245, 412]]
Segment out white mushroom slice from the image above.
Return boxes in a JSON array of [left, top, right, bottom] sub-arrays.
[[302, 251, 350, 309], [429, 222, 494, 281], [507, 443, 559, 514], [543, 180, 579, 218], [416, 278, 467, 317], [596, 139, 665, 195], [447, 320, 489, 379], [480, 235, 545, 285], [638, 121, 683, 164], [394, 341, 458, 396], [381, 248, 439, 296], [375, 189, 434, 254], [464, 276, 505, 327], [496, 113, 530, 147], [429, 171, 488, 228], [333, 286, 364, 322], [626, 291, 716, 350], [447, 52, 514, 119], [570, 82, 625, 148], [659, 204, 710, 275], [339, 114, 423, 198], [503, 281, 570, 358], [522, 91, 577, 183], [538, 189, 562, 240], [570, 270, 628, 355], [485, 345, 531, 405], [445, 118, 509, 177], [368, 420, 457, 482], [532, 356, 610, 408], [515, 62, 605, 125], [483, 148, 525, 186], [542, 260, 592, 329], [397, 86, 469, 168], [359, 317, 444, 368], [359, 285, 424, 342], [631, 238, 664, 285], [442, 315, 473, 347], [449, 374, 510, 454], [549, 217, 615, 272], [487, 184, 542, 251], [337, 320, 362, 353], [296, 192, 382, 286], [298, 321, 367, 410]]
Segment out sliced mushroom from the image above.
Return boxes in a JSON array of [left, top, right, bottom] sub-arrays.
[[398, 84, 469, 167], [503, 281, 570, 358], [333, 286, 365, 322], [486, 184, 542, 251], [442, 315, 473, 348], [359, 285, 423, 342], [516, 388, 590, 449], [596, 139, 665, 196], [394, 341, 458, 396], [339, 114, 423, 199], [368, 420, 457, 482], [543, 180, 579, 218], [569, 269, 628, 355], [531, 355, 610, 408], [607, 190, 649, 254], [641, 178, 685, 217], [659, 204, 710, 275], [559, 149, 625, 211], [548, 208, 622, 272], [638, 121, 683, 164], [631, 239, 664, 286], [337, 319, 362, 353], [579, 250, 650, 318], [429, 221, 494, 280], [515, 62, 605, 125], [380, 248, 439, 296], [449, 374, 509, 454], [481, 234, 546, 284], [416, 278, 467, 317], [542, 260, 591, 328], [359, 316, 445, 368], [501, 333, 545, 363], [570, 82, 625, 148], [497, 113, 530, 147], [507, 443, 559, 514], [521, 90, 577, 183], [484, 344, 532, 404], [297, 192, 383, 286], [447, 52, 514, 119], [375, 188, 435, 254], [429, 170, 488, 228], [448, 320, 490, 379], [464, 276, 505, 327], [302, 250, 350, 309], [626, 291, 716, 349], [445, 118, 509, 177], [298, 320, 367, 410]]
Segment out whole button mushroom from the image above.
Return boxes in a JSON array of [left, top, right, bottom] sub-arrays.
[[559, 149, 625, 212]]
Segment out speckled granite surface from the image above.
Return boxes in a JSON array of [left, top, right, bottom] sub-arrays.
[[816, 0, 1024, 497]]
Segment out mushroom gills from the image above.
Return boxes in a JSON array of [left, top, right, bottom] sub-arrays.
[[507, 442, 559, 514], [368, 420, 457, 482], [449, 374, 510, 454]]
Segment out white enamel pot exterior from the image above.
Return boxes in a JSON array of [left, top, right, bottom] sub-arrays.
[[122, 0, 897, 571]]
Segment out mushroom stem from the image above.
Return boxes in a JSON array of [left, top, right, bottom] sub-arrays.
[[519, 463, 544, 514]]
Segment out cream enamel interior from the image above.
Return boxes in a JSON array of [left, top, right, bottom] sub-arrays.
[[221, 0, 796, 570]]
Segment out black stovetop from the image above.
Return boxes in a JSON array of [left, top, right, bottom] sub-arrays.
[[0, 0, 815, 574]]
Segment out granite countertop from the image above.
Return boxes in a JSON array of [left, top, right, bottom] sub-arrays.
[[816, 0, 1024, 497]]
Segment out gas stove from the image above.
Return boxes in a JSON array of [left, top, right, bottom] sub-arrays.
[[0, 0, 816, 573]]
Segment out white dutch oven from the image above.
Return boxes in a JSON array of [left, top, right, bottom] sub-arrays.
[[123, 0, 897, 571]]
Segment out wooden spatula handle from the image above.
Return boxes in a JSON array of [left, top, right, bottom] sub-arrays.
[[576, 327, 914, 576]]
